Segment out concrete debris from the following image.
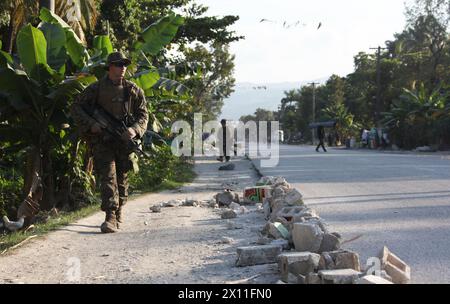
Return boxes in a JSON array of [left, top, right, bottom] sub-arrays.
[[229, 202, 241, 210], [278, 252, 321, 282], [284, 188, 304, 206], [264, 222, 284, 239], [270, 239, 290, 250], [292, 222, 324, 253], [182, 199, 198, 207], [319, 269, 362, 284], [319, 233, 341, 253], [164, 199, 183, 207], [238, 206, 249, 214], [236, 245, 283, 267], [356, 275, 393, 284], [150, 205, 162, 213], [263, 200, 271, 220], [306, 272, 322, 284], [319, 250, 361, 272], [379, 246, 411, 284], [215, 191, 235, 207], [221, 209, 237, 219], [234, 193, 240, 204]]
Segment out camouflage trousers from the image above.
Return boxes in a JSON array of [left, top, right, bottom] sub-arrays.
[[92, 142, 132, 212]]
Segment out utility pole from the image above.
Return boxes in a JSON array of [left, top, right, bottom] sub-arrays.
[[369, 46, 387, 127], [308, 82, 320, 145]]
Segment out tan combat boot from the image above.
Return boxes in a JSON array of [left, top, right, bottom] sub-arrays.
[[100, 211, 117, 233], [116, 207, 123, 229]]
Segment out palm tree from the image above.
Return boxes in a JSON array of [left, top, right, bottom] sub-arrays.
[[55, 0, 99, 44], [1, 0, 38, 53]]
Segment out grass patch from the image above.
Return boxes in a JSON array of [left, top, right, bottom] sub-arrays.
[[0, 202, 100, 254], [0, 158, 196, 253]]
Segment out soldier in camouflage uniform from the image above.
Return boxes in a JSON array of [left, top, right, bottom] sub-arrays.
[[71, 52, 149, 233]]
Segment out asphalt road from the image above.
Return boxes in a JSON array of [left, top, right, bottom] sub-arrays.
[[251, 144, 450, 283]]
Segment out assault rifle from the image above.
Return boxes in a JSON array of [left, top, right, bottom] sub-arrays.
[[82, 104, 165, 160]]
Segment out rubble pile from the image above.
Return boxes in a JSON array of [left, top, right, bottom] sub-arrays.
[[234, 176, 411, 285], [150, 175, 411, 284]]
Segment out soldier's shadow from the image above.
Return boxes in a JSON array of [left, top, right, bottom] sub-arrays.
[[57, 224, 103, 235]]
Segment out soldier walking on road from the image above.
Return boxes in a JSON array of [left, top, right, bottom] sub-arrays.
[[71, 52, 149, 233], [315, 126, 327, 152]]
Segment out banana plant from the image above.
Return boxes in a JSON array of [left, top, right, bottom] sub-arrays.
[[0, 21, 96, 211]]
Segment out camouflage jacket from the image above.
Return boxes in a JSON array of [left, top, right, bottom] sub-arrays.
[[70, 76, 149, 139]]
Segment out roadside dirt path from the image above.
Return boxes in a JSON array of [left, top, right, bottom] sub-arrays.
[[0, 157, 279, 284]]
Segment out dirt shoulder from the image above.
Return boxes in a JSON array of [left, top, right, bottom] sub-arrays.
[[0, 157, 279, 284]]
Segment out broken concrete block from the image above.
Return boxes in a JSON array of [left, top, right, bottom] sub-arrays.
[[234, 193, 240, 204], [182, 199, 198, 207], [265, 222, 283, 239], [318, 252, 335, 270], [335, 251, 361, 272], [263, 200, 271, 220], [164, 199, 183, 207], [229, 202, 241, 210], [306, 273, 322, 284], [221, 209, 237, 219], [319, 250, 361, 271], [284, 188, 304, 206], [256, 176, 274, 186], [273, 222, 290, 239], [235, 245, 283, 267], [292, 223, 324, 253], [216, 191, 234, 207], [276, 206, 307, 222], [238, 206, 249, 214], [356, 275, 393, 284], [286, 272, 304, 284], [319, 269, 362, 284], [270, 239, 290, 250], [379, 246, 411, 284], [150, 205, 162, 213], [319, 233, 341, 253], [278, 252, 321, 282], [272, 186, 286, 199], [379, 270, 393, 282]]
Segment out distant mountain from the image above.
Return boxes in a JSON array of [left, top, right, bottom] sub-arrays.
[[220, 79, 327, 121]]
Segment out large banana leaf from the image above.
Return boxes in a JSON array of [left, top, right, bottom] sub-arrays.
[[39, 8, 89, 68], [132, 69, 160, 95], [93, 35, 113, 59], [0, 40, 13, 68], [38, 22, 67, 72], [0, 68, 33, 111], [152, 77, 190, 96], [16, 24, 48, 79], [137, 13, 185, 55], [47, 74, 97, 106]]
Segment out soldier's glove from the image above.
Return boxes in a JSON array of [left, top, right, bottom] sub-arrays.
[[121, 127, 137, 141]]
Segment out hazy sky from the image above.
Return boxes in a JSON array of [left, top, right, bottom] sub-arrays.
[[197, 0, 409, 83]]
